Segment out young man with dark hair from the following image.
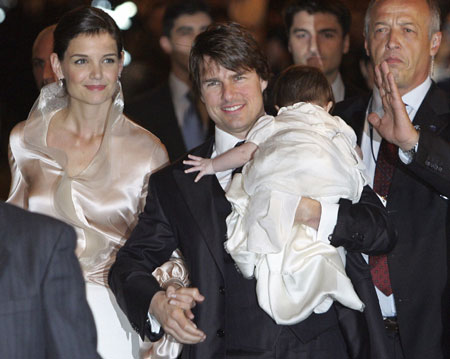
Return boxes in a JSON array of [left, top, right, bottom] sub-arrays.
[[283, 0, 359, 102], [126, 0, 212, 161]]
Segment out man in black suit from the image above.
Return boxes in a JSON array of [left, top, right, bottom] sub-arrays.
[[126, 0, 212, 162], [334, 0, 449, 357], [0, 202, 99, 359], [283, 0, 362, 102], [110, 22, 396, 358]]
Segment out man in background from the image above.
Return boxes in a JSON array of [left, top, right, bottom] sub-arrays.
[[126, 0, 212, 162], [283, 0, 360, 102], [31, 24, 57, 89]]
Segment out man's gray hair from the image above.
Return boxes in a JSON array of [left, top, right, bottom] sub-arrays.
[[363, 0, 441, 39]]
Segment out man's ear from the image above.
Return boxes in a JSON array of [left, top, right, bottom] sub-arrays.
[[159, 36, 172, 55], [343, 34, 350, 54], [364, 38, 370, 58], [50, 53, 63, 80], [260, 79, 268, 92], [430, 31, 442, 56]]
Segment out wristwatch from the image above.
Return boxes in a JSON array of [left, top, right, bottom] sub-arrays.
[[402, 128, 420, 163]]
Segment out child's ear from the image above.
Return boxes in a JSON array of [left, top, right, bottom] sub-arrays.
[[325, 101, 333, 113], [274, 105, 280, 111]]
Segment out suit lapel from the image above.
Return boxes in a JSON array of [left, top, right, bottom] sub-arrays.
[[173, 138, 228, 278], [412, 83, 450, 133]]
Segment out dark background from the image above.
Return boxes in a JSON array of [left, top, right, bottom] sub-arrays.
[[0, 0, 448, 199]]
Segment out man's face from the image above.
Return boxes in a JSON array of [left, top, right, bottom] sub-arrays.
[[199, 58, 267, 139], [32, 28, 57, 89], [161, 12, 212, 74], [288, 11, 349, 83], [365, 0, 441, 95]]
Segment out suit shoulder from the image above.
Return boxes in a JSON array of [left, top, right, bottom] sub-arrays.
[[334, 94, 370, 117], [125, 82, 172, 113], [151, 137, 214, 180], [0, 202, 76, 251]]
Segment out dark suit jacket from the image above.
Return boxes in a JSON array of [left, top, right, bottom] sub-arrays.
[[126, 81, 213, 162], [125, 81, 186, 162], [334, 83, 450, 359], [0, 202, 99, 359], [109, 136, 395, 358]]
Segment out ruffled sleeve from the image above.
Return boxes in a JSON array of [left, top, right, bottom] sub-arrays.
[[7, 122, 28, 209]]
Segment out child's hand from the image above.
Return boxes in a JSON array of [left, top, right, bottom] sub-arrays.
[[183, 154, 215, 182]]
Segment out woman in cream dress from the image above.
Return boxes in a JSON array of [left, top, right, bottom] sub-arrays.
[[7, 7, 185, 359]]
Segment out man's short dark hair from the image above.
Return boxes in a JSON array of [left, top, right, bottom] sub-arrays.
[[162, 0, 210, 37], [189, 22, 270, 96], [283, 0, 351, 37], [273, 65, 334, 108]]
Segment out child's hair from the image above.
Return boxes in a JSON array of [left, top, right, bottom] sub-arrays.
[[273, 65, 335, 109]]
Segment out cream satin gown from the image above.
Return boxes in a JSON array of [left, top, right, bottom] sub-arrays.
[[225, 102, 368, 325], [7, 82, 184, 359]]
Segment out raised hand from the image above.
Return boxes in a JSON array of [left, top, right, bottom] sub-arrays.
[[367, 61, 419, 151], [183, 154, 215, 182]]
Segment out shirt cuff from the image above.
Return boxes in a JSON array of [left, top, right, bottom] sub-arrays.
[[147, 312, 161, 334], [398, 141, 419, 164], [317, 202, 339, 244]]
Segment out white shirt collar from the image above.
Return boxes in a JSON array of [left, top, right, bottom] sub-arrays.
[[371, 77, 432, 118], [401, 77, 432, 114], [214, 126, 242, 156], [213, 126, 245, 191], [331, 72, 345, 103]]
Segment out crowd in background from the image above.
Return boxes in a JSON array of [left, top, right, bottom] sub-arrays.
[[0, 0, 448, 199]]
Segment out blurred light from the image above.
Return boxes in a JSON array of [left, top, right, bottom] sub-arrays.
[[91, 0, 111, 10], [93, 1, 137, 31], [0, 8, 5, 24], [116, 2, 137, 18], [123, 50, 131, 67]]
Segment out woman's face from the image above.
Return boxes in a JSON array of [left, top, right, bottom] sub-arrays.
[[51, 32, 123, 107]]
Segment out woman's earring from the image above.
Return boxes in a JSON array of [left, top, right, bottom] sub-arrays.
[[58, 78, 64, 88]]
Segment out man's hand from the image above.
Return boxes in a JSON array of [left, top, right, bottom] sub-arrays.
[[183, 154, 215, 182], [295, 197, 321, 230], [368, 61, 419, 151], [149, 286, 206, 344]]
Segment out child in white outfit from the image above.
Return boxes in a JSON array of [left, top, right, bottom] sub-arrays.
[[184, 65, 367, 324]]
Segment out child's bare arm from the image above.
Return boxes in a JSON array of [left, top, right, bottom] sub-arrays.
[[183, 142, 258, 182]]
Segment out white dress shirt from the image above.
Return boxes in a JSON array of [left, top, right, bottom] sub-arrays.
[[331, 72, 346, 103], [360, 77, 432, 317]]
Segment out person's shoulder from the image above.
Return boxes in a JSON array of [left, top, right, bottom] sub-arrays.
[[152, 137, 215, 178], [0, 202, 75, 248], [126, 82, 171, 110], [9, 120, 26, 143], [426, 82, 450, 109], [333, 94, 371, 117]]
